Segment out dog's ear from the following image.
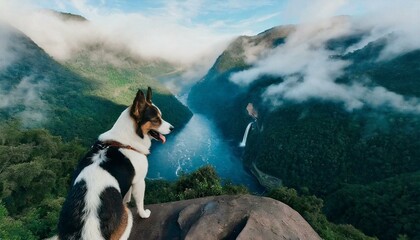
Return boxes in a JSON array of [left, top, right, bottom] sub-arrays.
[[130, 89, 146, 120], [146, 87, 152, 103]]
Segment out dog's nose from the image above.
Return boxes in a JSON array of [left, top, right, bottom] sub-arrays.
[[169, 126, 174, 132]]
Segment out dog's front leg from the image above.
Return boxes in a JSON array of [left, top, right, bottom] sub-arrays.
[[132, 179, 151, 218]]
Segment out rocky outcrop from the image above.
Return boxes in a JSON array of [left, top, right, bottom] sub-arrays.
[[129, 195, 320, 240], [246, 103, 258, 119]]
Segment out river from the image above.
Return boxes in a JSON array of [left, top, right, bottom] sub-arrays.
[[147, 113, 263, 193]]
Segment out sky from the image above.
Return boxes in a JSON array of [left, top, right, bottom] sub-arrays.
[[29, 0, 368, 35], [1, 0, 419, 113]]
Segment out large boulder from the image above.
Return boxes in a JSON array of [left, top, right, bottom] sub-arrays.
[[129, 195, 320, 240]]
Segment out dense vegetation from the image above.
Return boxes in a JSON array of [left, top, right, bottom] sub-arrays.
[[0, 125, 242, 239], [245, 103, 420, 194], [188, 26, 420, 240], [0, 124, 373, 239], [144, 165, 248, 204], [324, 172, 420, 240], [0, 122, 85, 239], [268, 187, 376, 240]]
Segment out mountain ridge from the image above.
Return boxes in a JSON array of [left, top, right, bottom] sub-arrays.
[[0, 22, 192, 143], [188, 21, 420, 240]]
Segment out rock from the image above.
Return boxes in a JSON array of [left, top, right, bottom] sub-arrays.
[[246, 103, 258, 119], [129, 195, 320, 240]]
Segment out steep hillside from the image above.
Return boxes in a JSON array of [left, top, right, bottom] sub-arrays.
[[188, 23, 420, 240], [63, 44, 191, 129], [0, 23, 123, 143], [188, 25, 295, 140], [0, 23, 191, 143]]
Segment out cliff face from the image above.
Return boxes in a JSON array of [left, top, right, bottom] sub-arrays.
[[129, 195, 320, 240], [187, 20, 420, 239]]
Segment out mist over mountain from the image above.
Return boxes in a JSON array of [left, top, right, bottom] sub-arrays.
[[0, 21, 191, 143], [0, 2, 233, 94], [188, 15, 420, 240]]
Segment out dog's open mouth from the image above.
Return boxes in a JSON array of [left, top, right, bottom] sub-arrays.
[[148, 130, 166, 143]]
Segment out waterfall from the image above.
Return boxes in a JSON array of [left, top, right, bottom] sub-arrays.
[[239, 122, 253, 147]]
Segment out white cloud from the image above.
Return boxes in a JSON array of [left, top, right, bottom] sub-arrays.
[[263, 78, 420, 114], [0, 27, 17, 71], [231, 17, 353, 85], [230, 0, 420, 114], [0, 76, 49, 125], [0, 20, 48, 125], [0, 0, 236, 92]]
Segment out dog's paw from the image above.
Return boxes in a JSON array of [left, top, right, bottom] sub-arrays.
[[139, 209, 151, 218]]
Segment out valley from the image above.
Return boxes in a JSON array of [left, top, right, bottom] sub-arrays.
[[0, 6, 419, 240], [187, 21, 420, 240], [147, 113, 263, 193]]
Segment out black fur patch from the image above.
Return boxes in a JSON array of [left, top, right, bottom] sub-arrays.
[[70, 142, 104, 184], [100, 147, 135, 198], [129, 88, 162, 139], [58, 143, 136, 239], [98, 187, 125, 239], [58, 180, 88, 240], [140, 106, 161, 127]]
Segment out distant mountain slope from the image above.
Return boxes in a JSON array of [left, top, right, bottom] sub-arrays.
[[63, 44, 191, 129], [0, 23, 191, 144], [188, 23, 420, 240], [188, 25, 295, 140]]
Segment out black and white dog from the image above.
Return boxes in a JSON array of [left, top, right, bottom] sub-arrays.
[[58, 87, 173, 240]]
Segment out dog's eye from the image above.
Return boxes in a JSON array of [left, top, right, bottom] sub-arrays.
[[151, 119, 160, 124]]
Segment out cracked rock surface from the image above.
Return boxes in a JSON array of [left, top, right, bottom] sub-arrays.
[[129, 194, 320, 240]]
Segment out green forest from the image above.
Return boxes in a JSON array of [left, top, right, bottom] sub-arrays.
[[244, 103, 420, 240], [188, 27, 420, 240], [0, 124, 377, 240]]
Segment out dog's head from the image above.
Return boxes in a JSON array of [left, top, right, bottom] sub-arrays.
[[129, 87, 173, 143]]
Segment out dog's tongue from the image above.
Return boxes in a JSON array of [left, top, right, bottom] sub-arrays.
[[159, 133, 166, 144]]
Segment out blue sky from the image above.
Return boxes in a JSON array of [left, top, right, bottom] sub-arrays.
[[32, 0, 370, 35]]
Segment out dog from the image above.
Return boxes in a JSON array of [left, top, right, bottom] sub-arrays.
[[57, 87, 173, 240]]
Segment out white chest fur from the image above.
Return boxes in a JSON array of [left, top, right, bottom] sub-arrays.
[[119, 149, 149, 184]]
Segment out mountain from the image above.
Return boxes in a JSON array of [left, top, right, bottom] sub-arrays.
[[188, 22, 420, 240], [0, 22, 192, 144], [62, 41, 192, 128], [188, 25, 295, 140], [47, 10, 88, 22]]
